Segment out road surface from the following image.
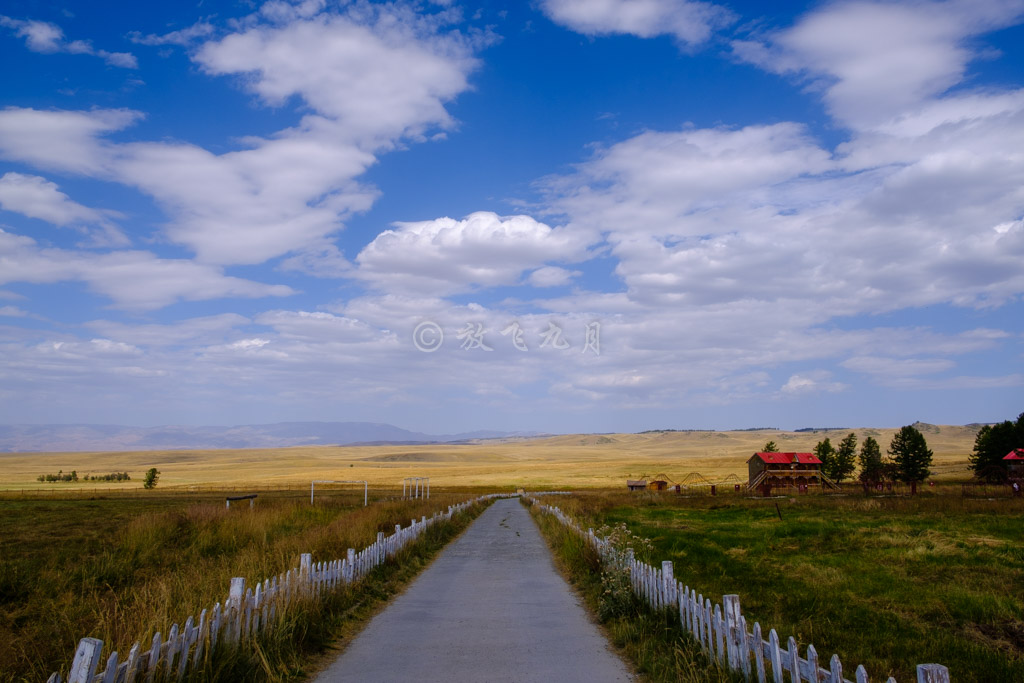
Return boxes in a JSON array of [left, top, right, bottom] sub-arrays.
[[312, 497, 633, 682]]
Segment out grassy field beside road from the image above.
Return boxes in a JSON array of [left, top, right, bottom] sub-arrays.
[[0, 490, 479, 682], [543, 491, 1024, 683]]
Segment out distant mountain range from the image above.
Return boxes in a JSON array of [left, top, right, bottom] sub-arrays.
[[0, 422, 542, 453]]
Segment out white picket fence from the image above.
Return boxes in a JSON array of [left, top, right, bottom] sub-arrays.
[[527, 497, 951, 683], [49, 494, 511, 683]]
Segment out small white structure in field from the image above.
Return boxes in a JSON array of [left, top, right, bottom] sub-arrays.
[[403, 477, 429, 499]]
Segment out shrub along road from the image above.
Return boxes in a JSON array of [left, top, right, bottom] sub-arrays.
[[312, 497, 633, 682]]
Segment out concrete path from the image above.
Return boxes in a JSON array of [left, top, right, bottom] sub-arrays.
[[313, 498, 633, 682]]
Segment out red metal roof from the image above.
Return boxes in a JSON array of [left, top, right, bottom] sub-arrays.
[[750, 452, 822, 464], [1004, 449, 1024, 460]]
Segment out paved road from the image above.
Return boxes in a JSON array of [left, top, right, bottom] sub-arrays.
[[313, 498, 633, 682]]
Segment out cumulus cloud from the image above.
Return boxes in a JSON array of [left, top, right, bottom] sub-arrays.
[[0, 15, 137, 67], [539, 0, 734, 46], [355, 212, 594, 294]]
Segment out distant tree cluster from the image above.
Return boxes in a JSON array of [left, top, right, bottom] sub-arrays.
[[85, 472, 131, 482], [37, 470, 131, 483], [37, 469, 78, 482], [969, 412, 1024, 481]]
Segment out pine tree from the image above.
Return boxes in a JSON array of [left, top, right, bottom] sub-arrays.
[[833, 432, 857, 483], [762, 440, 779, 452], [889, 425, 933, 483], [969, 412, 1024, 481], [814, 438, 837, 479], [858, 436, 884, 482]]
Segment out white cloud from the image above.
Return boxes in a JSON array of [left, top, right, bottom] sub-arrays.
[[842, 356, 955, 377], [0, 5, 485, 267], [355, 212, 593, 294], [0, 228, 295, 310], [195, 5, 479, 144], [85, 314, 251, 347], [780, 371, 847, 395], [546, 123, 833, 238], [528, 266, 579, 288], [731, 0, 1024, 131], [0, 305, 28, 317], [0, 107, 140, 175], [539, 0, 734, 46], [0, 172, 127, 245], [0, 16, 137, 67], [128, 22, 215, 46]]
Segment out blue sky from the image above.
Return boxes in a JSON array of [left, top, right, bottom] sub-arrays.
[[0, 0, 1022, 434]]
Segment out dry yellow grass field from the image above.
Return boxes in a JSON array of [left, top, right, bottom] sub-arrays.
[[0, 423, 980, 490]]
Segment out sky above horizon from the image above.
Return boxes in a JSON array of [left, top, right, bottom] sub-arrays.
[[1, 0, 1022, 434]]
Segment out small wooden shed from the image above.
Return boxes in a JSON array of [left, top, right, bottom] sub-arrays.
[[1004, 449, 1024, 477], [649, 480, 668, 491], [626, 479, 647, 491]]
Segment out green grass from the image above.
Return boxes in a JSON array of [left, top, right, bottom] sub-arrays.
[[529, 502, 739, 683], [0, 490, 482, 682], [540, 492, 1024, 683]]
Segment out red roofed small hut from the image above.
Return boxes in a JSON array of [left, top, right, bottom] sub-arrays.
[[1004, 449, 1024, 479], [747, 452, 829, 495]]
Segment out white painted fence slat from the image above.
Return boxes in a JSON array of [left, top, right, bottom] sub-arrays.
[[752, 621, 767, 683], [714, 604, 726, 665], [788, 636, 801, 683], [806, 644, 819, 683], [69, 637, 103, 683], [98, 651, 118, 683], [768, 629, 784, 683], [144, 632, 161, 683], [123, 642, 141, 683], [916, 665, 950, 683], [164, 623, 179, 678]]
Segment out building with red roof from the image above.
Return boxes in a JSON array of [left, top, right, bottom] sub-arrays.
[[747, 452, 831, 493], [1004, 449, 1024, 478]]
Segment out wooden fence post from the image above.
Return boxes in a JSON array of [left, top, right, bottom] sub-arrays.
[[661, 561, 673, 608], [917, 664, 951, 683], [69, 638, 104, 683], [722, 594, 741, 671], [228, 578, 245, 644]]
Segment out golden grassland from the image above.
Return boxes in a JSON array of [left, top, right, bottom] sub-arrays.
[[0, 424, 980, 490]]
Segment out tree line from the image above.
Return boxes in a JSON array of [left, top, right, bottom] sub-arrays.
[[762, 411, 1023, 484]]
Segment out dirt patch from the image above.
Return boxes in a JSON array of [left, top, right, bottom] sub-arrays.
[[967, 620, 1024, 658]]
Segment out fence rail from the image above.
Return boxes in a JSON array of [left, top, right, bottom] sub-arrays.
[[526, 496, 950, 683], [48, 493, 512, 683]]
